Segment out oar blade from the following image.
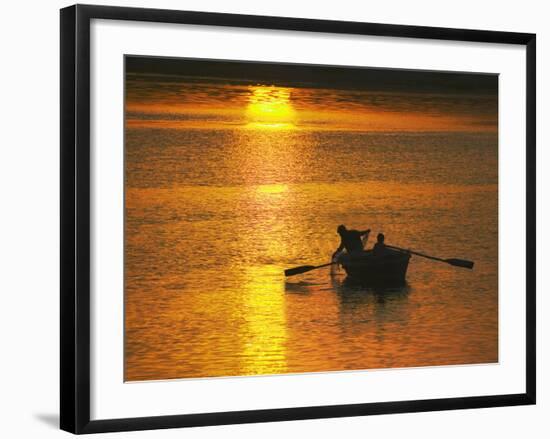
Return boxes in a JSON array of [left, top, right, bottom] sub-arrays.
[[284, 265, 316, 277], [446, 258, 474, 269]]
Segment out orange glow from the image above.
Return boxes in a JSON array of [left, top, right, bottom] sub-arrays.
[[240, 265, 288, 376], [245, 86, 297, 129], [125, 79, 497, 133], [124, 69, 498, 382]]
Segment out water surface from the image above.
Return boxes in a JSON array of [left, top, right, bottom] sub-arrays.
[[125, 126, 498, 381]]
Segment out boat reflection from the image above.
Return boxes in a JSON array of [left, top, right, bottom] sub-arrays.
[[282, 272, 414, 371], [337, 276, 411, 301], [330, 273, 411, 328]]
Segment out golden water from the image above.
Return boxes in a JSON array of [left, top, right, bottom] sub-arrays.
[[125, 124, 498, 381]]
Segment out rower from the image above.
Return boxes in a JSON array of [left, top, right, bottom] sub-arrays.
[[331, 225, 370, 259], [372, 233, 387, 256]]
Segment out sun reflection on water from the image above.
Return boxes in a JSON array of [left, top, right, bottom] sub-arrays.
[[255, 184, 289, 195], [246, 86, 297, 129], [240, 265, 288, 375]]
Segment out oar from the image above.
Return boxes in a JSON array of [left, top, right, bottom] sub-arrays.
[[387, 245, 474, 269], [284, 261, 337, 277]]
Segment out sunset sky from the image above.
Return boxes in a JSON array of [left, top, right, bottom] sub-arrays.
[[125, 57, 498, 133]]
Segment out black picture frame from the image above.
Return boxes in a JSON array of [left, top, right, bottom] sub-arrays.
[[60, 4, 536, 434]]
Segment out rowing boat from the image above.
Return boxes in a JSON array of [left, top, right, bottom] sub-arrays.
[[337, 248, 411, 285]]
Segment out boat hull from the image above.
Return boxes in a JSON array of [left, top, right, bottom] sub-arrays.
[[338, 249, 411, 285]]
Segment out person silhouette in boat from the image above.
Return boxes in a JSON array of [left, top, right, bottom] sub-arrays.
[[372, 233, 387, 256], [331, 225, 371, 260]]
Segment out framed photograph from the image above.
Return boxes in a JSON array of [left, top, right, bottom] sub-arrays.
[[60, 4, 536, 434]]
